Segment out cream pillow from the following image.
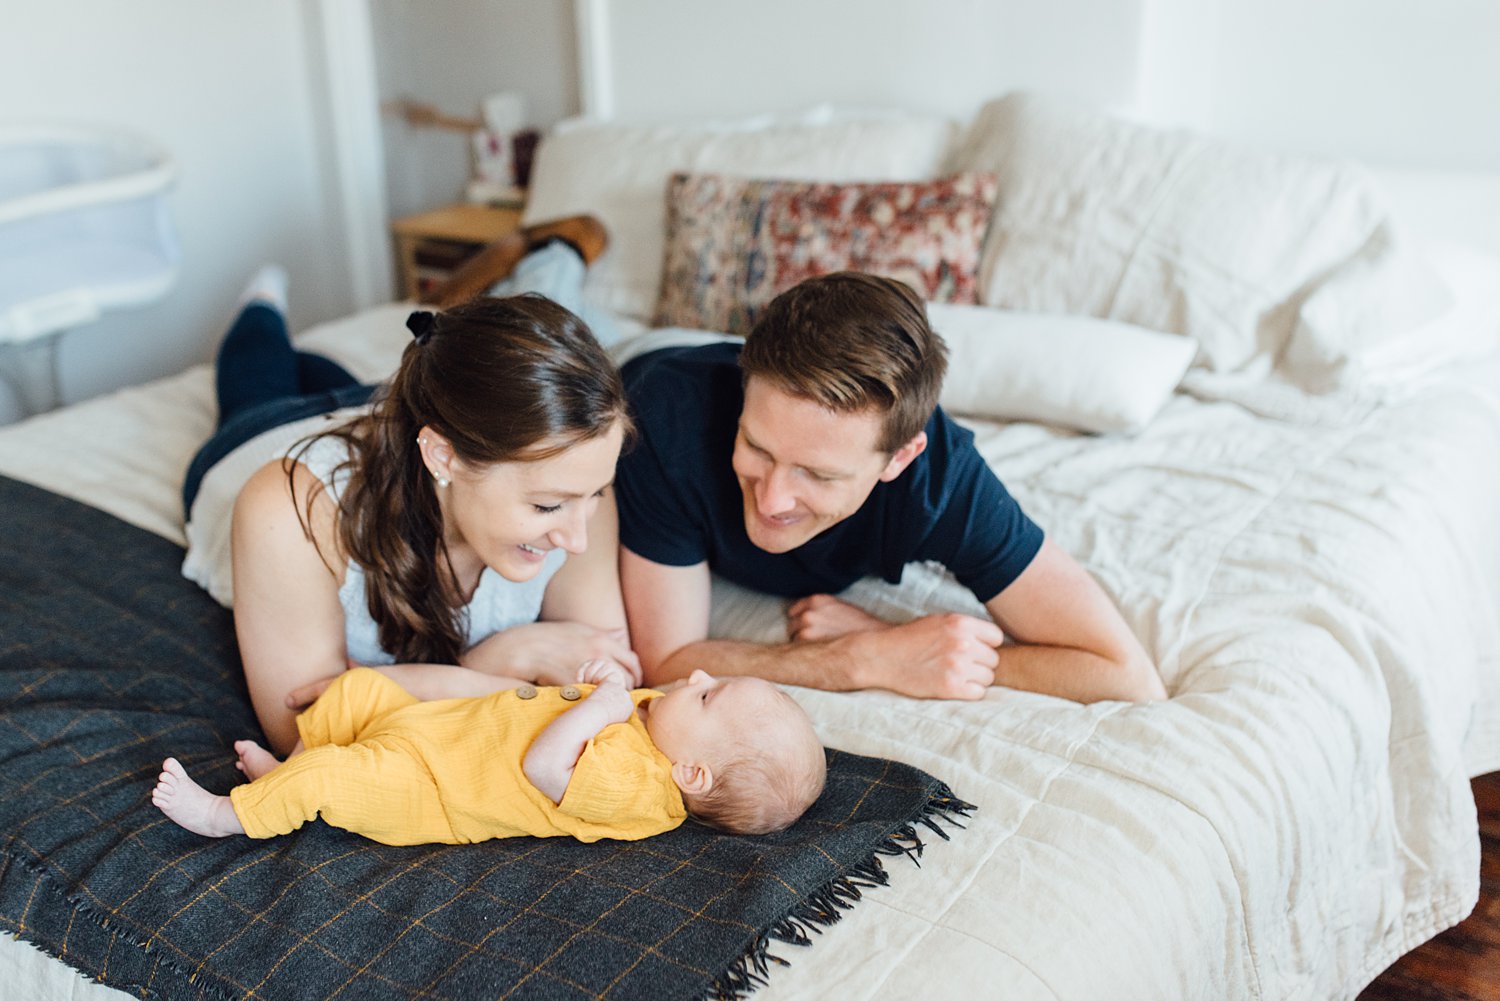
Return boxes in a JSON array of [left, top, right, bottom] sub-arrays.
[[523, 112, 957, 322], [948, 93, 1446, 377], [612, 305, 1194, 436], [926, 303, 1194, 433], [1281, 227, 1452, 390], [1349, 239, 1500, 386]]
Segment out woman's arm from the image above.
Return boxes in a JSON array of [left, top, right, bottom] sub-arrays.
[[362, 664, 527, 702], [231, 459, 352, 755], [522, 680, 636, 803], [285, 659, 626, 712]]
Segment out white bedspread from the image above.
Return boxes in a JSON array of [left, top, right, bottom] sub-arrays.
[[2, 303, 1497, 1001]]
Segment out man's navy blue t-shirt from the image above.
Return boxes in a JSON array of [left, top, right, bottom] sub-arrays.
[[615, 343, 1044, 604]]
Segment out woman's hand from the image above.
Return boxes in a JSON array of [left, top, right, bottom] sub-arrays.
[[285, 674, 340, 710], [786, 594, 892, 643], [460, 622, 642, 687], [284, 656, 363, 710]]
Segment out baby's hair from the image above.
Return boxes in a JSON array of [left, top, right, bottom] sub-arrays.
[[686, 689, 826, 835]]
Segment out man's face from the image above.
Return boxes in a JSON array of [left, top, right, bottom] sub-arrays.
[[731, 377, 924, 554]]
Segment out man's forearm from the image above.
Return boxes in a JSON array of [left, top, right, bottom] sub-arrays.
[[993, 644, 1166, 703], [643, 620, 1165, 702], [646, 615, 999, 698], [648, 638, 862, 691]]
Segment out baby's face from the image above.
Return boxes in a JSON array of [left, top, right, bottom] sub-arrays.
[[643, 670, 779, 764]]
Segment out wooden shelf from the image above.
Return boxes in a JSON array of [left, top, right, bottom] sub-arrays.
[[390, 203, 523, 301]]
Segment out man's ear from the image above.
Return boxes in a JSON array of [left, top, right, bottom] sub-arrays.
[[671, 760, 715, 797], [878, 430, 928, 483], [416, 425, 456, 482]]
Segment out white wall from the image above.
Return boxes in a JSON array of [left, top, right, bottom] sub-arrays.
[[561, 0, 1499, 251], [0, 1, 363, 417], [371, 0, 579, 220], [571, 0, 1500, 172], [1140, 0, 1500, 169], [577, 0, 1151, 123], [3, 0, 1494, 420]]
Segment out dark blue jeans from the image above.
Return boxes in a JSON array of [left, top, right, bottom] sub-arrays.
[[181, 303, 375, 517]]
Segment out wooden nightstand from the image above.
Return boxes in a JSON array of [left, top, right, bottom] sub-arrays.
[[390, 203, 523, 301]]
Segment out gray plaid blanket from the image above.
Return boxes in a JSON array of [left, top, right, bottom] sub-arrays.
[[0, 475, 971, 1001]]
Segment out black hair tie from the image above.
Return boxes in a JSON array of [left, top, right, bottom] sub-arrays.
[[406, 310, 436, 345]]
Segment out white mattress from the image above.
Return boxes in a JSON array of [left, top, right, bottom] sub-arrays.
[[2, 303, 1498, 1001]]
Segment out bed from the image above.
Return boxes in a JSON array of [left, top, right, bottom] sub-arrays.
[[5, 14, 1500, 1001]]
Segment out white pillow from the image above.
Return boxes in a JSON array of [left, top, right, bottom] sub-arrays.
[[523, 111, 957, 322], [926, 303, 1195, 433], [1351, 239, 1500, 386], [611, 307, 1195, 436], [1281, 226, 1452, 391], [947, 92, 1447, 377]]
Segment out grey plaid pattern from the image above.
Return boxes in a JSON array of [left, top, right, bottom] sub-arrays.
[[0, 476, 967, 1001]]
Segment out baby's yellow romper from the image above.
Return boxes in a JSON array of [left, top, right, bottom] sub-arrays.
[[229, 668, 686, 844]]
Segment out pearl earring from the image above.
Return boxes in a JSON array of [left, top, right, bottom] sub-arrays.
[[418, 436, 428, 446], [436, 475, 450, 488]]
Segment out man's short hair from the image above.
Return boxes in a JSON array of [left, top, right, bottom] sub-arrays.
[[739, 272, 948, 453]]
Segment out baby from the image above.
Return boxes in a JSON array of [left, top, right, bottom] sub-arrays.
[[152, 661, 826, 844]]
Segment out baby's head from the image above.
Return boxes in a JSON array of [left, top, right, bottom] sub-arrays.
[[642, 671, 825, 835]]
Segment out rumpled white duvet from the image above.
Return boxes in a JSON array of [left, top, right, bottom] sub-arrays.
[[1, 303, 1497, 1001]]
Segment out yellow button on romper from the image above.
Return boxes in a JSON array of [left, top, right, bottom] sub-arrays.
[[228, 668, 686, 845]]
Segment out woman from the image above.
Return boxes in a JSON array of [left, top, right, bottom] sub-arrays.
[[183, 218, 636, 754]]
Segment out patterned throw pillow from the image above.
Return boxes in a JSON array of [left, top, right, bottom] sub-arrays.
[[653, 172, 998, 335]]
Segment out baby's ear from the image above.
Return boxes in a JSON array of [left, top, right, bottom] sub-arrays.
[[671, 760, 714, 797]]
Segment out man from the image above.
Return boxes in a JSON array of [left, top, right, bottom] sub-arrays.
[[616, 272, 1165, 703]]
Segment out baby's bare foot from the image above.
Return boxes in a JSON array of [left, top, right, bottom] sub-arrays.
[[151, 758, 244, 837], [233, 739, 281, 781]]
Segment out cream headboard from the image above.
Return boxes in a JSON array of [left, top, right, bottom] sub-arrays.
[[572, 0, 1500, 256]]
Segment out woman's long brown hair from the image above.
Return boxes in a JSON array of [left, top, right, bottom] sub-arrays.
[[289, 294, 628, 665]]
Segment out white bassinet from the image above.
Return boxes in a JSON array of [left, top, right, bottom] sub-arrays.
[[0, 125, 179, 417]]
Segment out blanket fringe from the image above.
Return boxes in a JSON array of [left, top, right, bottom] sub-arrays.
[[701, 784, 975, 1001]]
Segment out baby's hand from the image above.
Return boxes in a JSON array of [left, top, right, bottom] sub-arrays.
[[577, 658, 633, 687], [583, 678, 636, 726]]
